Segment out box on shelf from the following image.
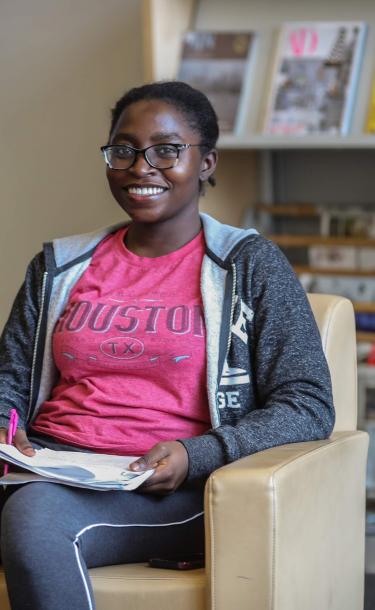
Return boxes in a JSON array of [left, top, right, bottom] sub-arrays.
[[300, 274, 375, 302], [308, 245, 357, 269], [359, 248, 375, 271]]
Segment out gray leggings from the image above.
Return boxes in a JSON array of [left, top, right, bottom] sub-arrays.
[[0, 435, 205, 610]]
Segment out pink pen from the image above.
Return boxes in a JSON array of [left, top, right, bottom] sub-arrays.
[[3, 408, 18, 477]]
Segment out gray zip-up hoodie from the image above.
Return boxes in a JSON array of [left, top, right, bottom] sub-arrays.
[[0, 213, 334, 479]]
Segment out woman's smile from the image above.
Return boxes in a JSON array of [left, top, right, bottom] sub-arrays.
[[123, 182, 169, 203]]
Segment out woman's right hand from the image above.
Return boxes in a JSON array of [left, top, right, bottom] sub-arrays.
[[0, 427, 35, 456]]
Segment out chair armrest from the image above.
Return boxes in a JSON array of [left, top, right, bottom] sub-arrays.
[[204, 431, 368, 610]]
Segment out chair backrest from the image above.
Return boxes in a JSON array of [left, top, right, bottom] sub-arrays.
[[308, 293, 357, 432]]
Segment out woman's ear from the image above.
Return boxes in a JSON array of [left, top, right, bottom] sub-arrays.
[[199, 149, 218, 183]]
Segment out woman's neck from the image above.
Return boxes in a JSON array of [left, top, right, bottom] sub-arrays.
[[125, 213, 202, 258]]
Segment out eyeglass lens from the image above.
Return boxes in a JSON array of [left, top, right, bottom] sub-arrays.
[[105, 144, 180, 170]]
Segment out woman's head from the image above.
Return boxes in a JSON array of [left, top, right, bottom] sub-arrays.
[[104, 81, 218, 229]]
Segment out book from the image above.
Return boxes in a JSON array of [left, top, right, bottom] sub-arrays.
[[0, 445, 154, 491], [355, 312, 375, 333], [263, 21, 367, 135], [177, 30, 256, 133], [365, 76, 375, 133], [358, 248, 375, 271]]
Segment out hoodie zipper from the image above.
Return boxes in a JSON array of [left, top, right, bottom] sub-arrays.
[[27, 271, 48, 419], [217, 261, 237, 388], [225, 262, 237, 357]]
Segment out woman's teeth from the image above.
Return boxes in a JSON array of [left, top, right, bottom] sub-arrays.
[[127, 186, 165, 196]]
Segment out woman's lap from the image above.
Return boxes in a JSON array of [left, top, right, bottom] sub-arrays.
[[3, 480, 204, 561], [0, 481, 205, 610]]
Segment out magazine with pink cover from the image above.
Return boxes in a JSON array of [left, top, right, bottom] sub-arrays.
[[263, 21, 367, 135]]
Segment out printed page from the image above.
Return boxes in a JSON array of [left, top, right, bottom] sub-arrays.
[[0, 446, 154, 490]]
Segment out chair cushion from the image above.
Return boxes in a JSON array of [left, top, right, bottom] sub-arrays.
[[0, 563, 206, 610]]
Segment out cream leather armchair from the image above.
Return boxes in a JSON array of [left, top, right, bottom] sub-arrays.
[[0, 294, 369, 610]]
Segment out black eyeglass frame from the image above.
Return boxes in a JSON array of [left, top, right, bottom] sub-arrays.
[[100, 143, 208, 170]]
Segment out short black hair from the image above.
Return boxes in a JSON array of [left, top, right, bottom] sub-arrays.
[[108, 81, 219, 188]]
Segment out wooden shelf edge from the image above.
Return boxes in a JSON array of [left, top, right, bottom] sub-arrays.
[[218, 134, 375, 150], [269, 235, 375, 247], [295, 265, 375, 276], [353, 302, 375, 314], [255, 203, 319, 217], [357, 331, 375, 342]]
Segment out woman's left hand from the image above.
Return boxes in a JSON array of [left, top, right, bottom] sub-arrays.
[[129, 441, 189, 494]]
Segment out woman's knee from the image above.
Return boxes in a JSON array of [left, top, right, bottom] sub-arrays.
[[1, 484, 75, 561]]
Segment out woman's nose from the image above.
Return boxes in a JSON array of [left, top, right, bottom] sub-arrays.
[[129, 151, 156, 175]]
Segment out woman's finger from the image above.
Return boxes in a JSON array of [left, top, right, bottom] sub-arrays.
[[129, 442, 170, 471], [13, 429, 35, 456]]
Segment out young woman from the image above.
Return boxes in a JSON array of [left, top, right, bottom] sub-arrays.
[[0, 81, 334, 610]]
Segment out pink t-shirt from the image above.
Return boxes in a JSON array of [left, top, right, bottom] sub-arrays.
[[31, 228, 210, 455]]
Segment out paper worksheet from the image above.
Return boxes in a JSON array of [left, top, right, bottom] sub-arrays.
[[0, 445, 154, 491]]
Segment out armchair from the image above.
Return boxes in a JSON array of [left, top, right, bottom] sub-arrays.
[[0, 294, 369, 610]]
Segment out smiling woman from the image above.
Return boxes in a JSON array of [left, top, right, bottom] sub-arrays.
[[0, 81, 335, 610]]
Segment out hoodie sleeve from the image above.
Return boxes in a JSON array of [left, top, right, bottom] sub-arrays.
[[180, 237, 335, 480], [0, 253, 45, 430]]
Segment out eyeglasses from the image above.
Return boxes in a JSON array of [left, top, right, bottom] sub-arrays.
[[101, 143, 205, 171]]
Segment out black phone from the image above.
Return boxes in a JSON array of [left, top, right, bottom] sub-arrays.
[[148, 553, 204, 570]]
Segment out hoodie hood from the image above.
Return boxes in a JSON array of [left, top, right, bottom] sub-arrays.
[[49, 213, 258, 270]]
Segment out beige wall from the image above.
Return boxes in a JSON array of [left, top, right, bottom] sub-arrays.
[[0, 0, 143, 326], [200, 150, 258, 228]]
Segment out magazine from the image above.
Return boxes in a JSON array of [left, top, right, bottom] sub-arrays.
[[0, 445, 154, 491], [263, 21, 367, 135], [365, 76, 375, 133], [177, 30, 256, 133]]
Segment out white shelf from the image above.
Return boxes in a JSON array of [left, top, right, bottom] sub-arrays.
[[218, 134, 375, 150]]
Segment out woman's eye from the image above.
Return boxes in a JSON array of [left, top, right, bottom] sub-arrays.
[[113, 147, 133, 159], [154, 145, 177, 158]]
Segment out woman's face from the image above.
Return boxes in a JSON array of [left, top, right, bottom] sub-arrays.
[[106, 99, 217, 226]]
